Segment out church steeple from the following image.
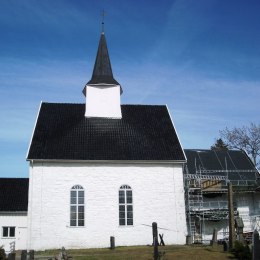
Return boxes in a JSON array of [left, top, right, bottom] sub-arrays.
[[84, 28, 122, 119], [86, 32, 120, 86]]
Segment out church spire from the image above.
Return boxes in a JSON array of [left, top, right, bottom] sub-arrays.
[[86, 32, 120, 86]]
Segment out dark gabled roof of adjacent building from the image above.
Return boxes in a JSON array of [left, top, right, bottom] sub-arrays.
[[184, 149, 259, 181], [0, 178, 29, 212], [27, 103, 186, 161]]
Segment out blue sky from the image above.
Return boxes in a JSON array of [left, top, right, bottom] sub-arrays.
[[0, 0, 259, 177]]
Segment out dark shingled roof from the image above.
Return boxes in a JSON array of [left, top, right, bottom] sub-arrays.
[[0, 178, 29, 211], [27, 103, 185, 161], [184, 149, 259, 181]]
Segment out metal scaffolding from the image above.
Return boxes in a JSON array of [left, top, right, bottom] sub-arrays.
[[184, 165, 259, 244]]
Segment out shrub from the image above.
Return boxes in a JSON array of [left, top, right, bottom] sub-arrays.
[[232, 241, 251, 260], [0, 246, 6, 260]]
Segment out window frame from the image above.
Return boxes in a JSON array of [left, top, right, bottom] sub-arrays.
[[70, 185, 85, 227], [2, 227, 15, 238], [119, 185, 133, 226]]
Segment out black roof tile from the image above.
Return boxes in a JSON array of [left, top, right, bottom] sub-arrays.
[[27, 103, 185, 161], [0, 178, 29, 211], [184, 149, 259, 181]]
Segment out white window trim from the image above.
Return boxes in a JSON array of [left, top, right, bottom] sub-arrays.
[[70, 185, 85, 227], [119, 184, 133, 226], [2, 226, 15, 239]]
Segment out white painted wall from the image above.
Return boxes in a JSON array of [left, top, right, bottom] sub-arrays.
[[236, 193, 260, 232], [0, 213, 27, 252], [27, 162, 187, 250], [85, 85, 122, 118], [202, 193, 260, 242]]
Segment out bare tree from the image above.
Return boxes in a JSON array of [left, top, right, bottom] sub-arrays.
[[220, 123, 260, 167]]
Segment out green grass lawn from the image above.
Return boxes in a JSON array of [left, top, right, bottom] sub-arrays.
[[34, 245, 234, 260]]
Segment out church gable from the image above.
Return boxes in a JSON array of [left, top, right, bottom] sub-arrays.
[[27, 103, 185, 161]]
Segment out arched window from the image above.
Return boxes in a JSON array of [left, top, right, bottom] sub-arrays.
[[119, 185, 133, 226], [70, 185, 84, 227]]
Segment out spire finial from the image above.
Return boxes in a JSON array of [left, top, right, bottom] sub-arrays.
[[101, 9, 105, 34]]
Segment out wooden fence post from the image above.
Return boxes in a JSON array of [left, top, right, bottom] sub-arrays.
[[152, 222, 159, 260], [253, 230, 260, 260], [110, 236, 115, 250], [228, 182, 235, 250]]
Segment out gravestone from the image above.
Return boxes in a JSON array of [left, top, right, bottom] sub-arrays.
[[29, 250, 34, 260], [21, 250, 27, 260], [61, 247, 68, 260], [235, 217, 244, 243], [186, 235, 192, 245], [210, 228, 218, 246], [223, 241, 228, 252], [8, 253, 15, 260]]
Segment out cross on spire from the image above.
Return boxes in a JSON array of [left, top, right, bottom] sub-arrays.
[[101, 9, 105, 33]]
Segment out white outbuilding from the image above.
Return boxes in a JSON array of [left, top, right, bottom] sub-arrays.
[[0, 178, 28, 252]]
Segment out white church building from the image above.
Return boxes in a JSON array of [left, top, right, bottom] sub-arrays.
[[1, 28, 259, 253], [24, 29, 187, 250]]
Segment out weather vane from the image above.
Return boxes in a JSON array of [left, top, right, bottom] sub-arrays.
[[101, 9, 106, 33]]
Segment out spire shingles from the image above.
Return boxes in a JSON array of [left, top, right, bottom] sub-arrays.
[[87, 33, 119, 85]]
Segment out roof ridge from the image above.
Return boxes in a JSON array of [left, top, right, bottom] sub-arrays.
[[0, 177, 28, 180], [184, 149, 247, 153], [41, 102, 84, 105], [40, 102, 167, 107], [122, 104, 167, 107]]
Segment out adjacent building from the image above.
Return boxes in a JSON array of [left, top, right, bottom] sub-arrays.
[[0, 178, 28, 251], [184, 149, 260, 243]]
